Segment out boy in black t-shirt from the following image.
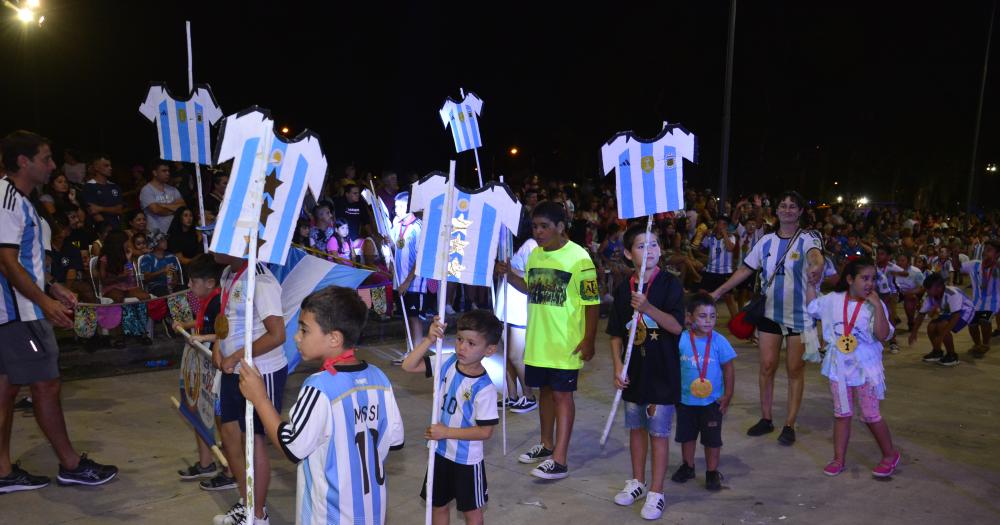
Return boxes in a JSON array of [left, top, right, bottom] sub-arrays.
[[607, 223, 685, 520], [170, 254, 236, 491]]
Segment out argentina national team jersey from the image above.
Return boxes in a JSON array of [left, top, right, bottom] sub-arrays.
[[743, 230, 823, 332], [876, 262, 904, 294], [601, 124, 696, 219], [439, 93, 484, 153], [409, 172, 521, 287], [963, 261, 1000, 312], [0, 178, 49, 325], [428, 355, 499, 465], [139, 82, 222, 165], [702, 234, 736, 274], [279, 363, 405, 525], [920, 286, 976, 323], [211, 107, 327, 265]]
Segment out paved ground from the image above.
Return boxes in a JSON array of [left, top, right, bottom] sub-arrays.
[[4, 315, 1000, 524]]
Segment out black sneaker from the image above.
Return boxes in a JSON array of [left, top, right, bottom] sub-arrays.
[[57, 454, 118, 486], [705, 470, 724, 491], [746, 418, 774, 436], [670, 462, 696, 483], [777, 425, 796, 446], [497, 397, 518, 409], [922, 349, 944, 363], [178, 461, 218, 480], [13, 397, 32, 411], [518, 444, 554, 464], [0, 463, 50, 493], [938, 353, 960, 367], [200, 472, 238, 491], [511, 396, 538, 414], [531, 459, 569, 480]]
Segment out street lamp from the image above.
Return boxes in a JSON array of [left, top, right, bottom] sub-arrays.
[[987, 163, 997, 173], [509, 147, 518, 156], [16, 6, 33, 22], [280, 126, 290, 135], [836, 196, 843, 203]]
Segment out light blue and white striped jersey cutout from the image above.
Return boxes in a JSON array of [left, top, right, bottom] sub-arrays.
[[439, 93, 484, 153], [211, 107, 327, 265], [963, 261, 1000, 312], [280, 365, 405, 525], [0, 177, 49, 325], [138, 83, 222, 166], [409, 172, 521, 287], [743, 231, 823, 332], [601, 124, 696, 219], [433, 355, 499, 465], [702, 234, 736, 274]]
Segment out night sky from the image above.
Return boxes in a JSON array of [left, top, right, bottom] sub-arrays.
[[2, 1, 999, 208]]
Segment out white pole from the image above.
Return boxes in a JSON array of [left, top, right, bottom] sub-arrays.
[[241, 128, 272, 516], [498, 176, 510, 455], [186, 21, 209, 252], [426, 161, 457, 525], [600, 215, 653, 447]]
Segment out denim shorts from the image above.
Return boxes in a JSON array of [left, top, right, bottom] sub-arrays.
[[624, 402, 674, 438]]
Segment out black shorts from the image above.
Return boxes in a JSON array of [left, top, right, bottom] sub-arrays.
[[219, 367, 287, 435], [755, 316, 801, 336], [972, 311, 995, 325], [402, 291, 423, 313], [700, 272, 732, 294], [675, 402, 724, 448], [0, 320, 60, 384], [420, 455, 488, 512], [525, 365, 579, 392]]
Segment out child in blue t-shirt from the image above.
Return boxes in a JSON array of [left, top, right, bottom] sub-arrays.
[[670, 293, 736, 492]]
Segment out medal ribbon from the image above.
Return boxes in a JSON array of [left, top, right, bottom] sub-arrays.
[[194, 288, 221, 334], [220, 263, 248, 318], [842, 292, 865, 339], [688, 331, 712, 383], [322, 349, 357, 376], [396, 215, 415, 247]]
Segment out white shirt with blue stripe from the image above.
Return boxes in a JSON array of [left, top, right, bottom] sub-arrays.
[[390, 214, 425, 293], [439, 93, 484, 153], [0, 177, 50, 325], [743, 230, 823, 332], [211, 107, 327, 265], [409, 173, 521, 287], [428, 355, 499, 465], [876, 262, 904, 294], [962, 261, 1000, 313], [601, 124, 696, 219], [702, 234, 736, 274], [279, 363, 405, 525], [920, 286, 975, 323], [139, 83, 222, 165]]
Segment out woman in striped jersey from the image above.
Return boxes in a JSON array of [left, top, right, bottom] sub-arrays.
[[709, 191, 824, 446]]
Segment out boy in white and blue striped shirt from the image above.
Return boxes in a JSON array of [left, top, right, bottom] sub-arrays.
[[958, 240, 999, 357], [402, 310, 501, 524], [700, 215, 739, 320]]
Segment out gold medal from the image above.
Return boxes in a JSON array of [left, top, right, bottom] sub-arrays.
[[690, 378, 714, 398], [397, 238, 406, 249], [835, 334, 857, 354], [634, 318, 647, 345], [214, 316, 229, 340]]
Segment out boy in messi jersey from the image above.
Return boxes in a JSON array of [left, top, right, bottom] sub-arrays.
[[240, 286, 405, 525], [401, 310, 501, 525]]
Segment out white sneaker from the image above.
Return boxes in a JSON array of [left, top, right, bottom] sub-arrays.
[[641, 492, 666, 520], [253, 509, 270, 525], [213, 500, 245, 525], [613, 478, 647, 506], [510, 396, 538, 414]]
